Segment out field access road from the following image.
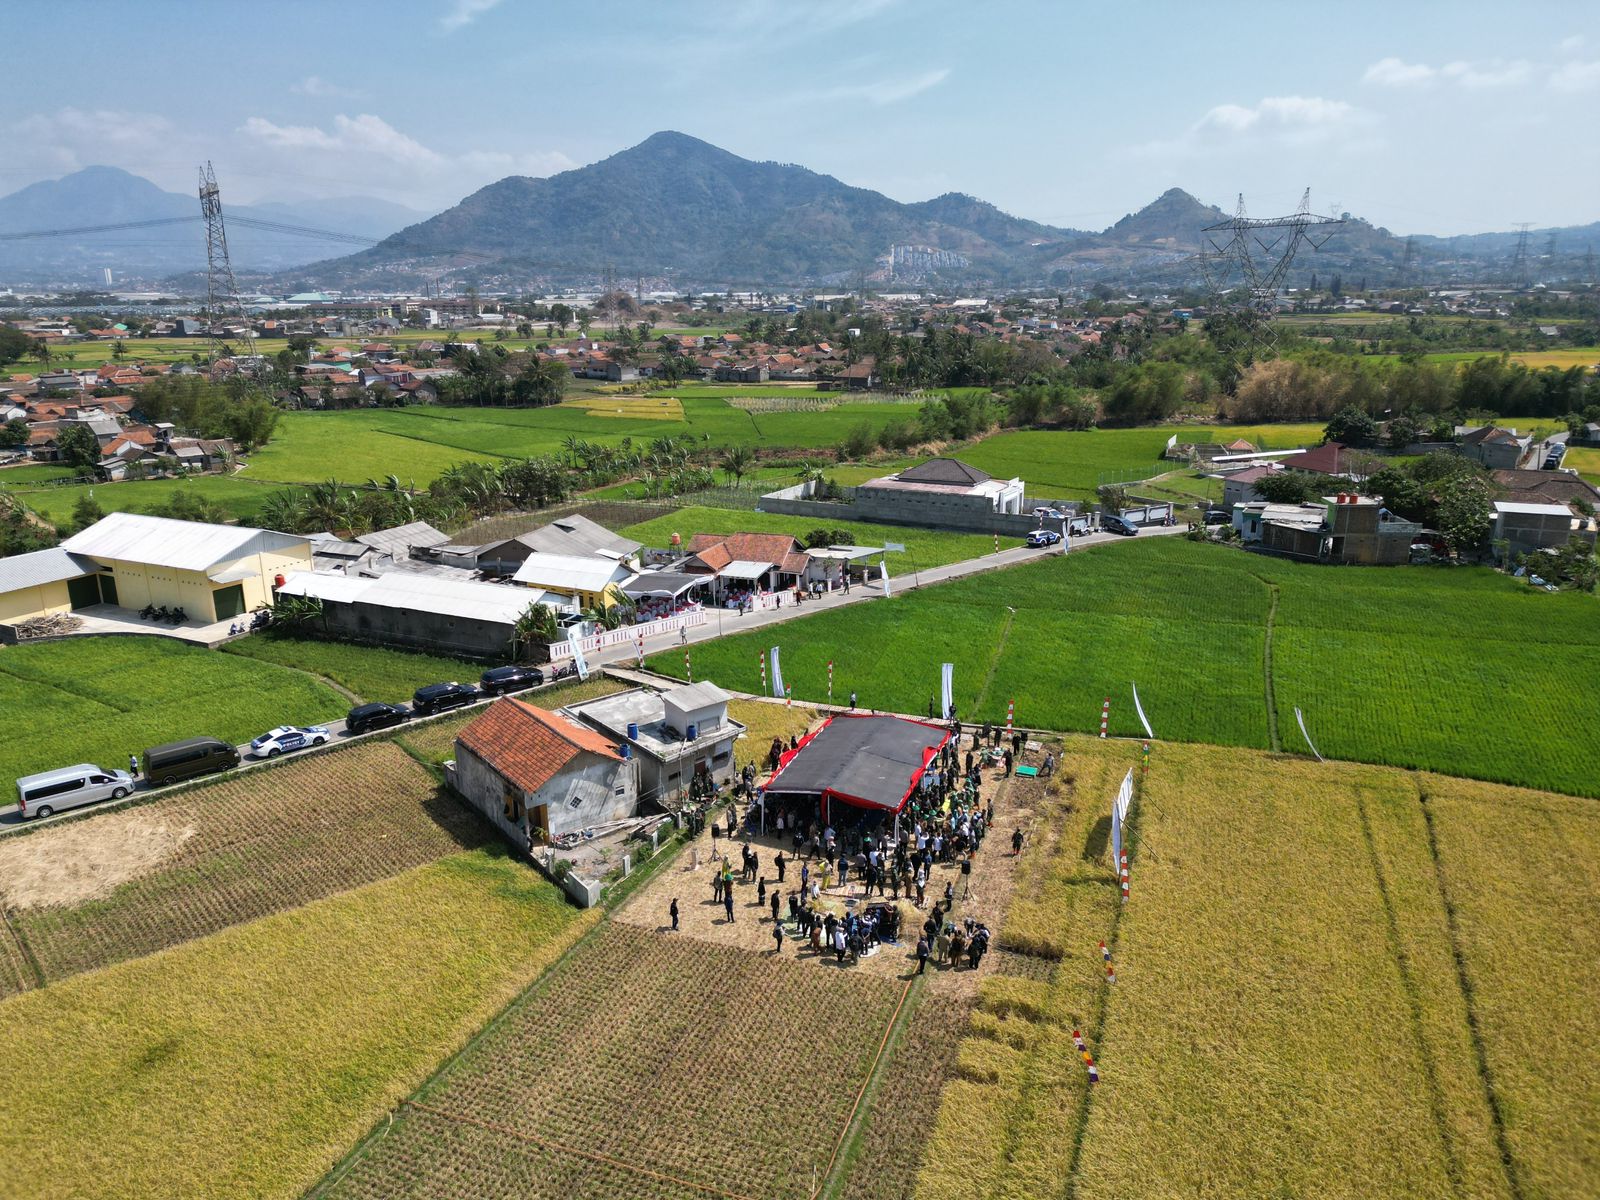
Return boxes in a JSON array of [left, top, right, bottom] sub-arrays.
[[586, 521, 1190, 670], [1, 523, 1185, 834]]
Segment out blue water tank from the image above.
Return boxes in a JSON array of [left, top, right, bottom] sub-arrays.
[[627, 722, 639, 740], [620, 743, 631, 759], [686, 722, 698, 740]]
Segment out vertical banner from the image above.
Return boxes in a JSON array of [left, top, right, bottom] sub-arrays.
[[1130, 681, 1155, 739], [1294, 707, 1324, 762], [880, 557, 892, 599], [1110, 768, 1134, 862], [567, 626, 590, 681], [939, 662, 954, 720], [769, 646, 784, 699]]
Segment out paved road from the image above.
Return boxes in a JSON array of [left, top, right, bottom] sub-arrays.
[[2, 523, 1186, 834]]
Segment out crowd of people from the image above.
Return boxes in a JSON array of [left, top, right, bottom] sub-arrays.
[[664, 719, 1027, 977]]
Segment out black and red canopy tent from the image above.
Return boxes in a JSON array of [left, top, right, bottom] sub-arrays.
[[763, 714, 950, 821]]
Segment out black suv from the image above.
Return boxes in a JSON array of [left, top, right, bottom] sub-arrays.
[[412, 681, 481, 716], [480, 664, 544, 695], [345, 702, 410, 735]]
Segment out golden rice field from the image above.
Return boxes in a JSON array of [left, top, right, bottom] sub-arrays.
[[0, 847, 593, 1200], [566, 393, 686, 421], [913, 736, 1598, 1199]]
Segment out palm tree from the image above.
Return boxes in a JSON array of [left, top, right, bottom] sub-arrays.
[[719, 445, 755, 487], [510, 601, 560, 661]]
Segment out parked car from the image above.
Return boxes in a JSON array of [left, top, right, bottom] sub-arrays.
[[1025, 528, 1062, 547], [344, 702, 410, 736], [1203, 509, 1231, 526], [16, 764, 133, 820], [144, 737, 240, 787], [1102, 514, 1139, 536], [480, 664, 545, 695], [1031, 505, 1066, 521], [248, 725, 332, 759], [412, 681, 481, 716]]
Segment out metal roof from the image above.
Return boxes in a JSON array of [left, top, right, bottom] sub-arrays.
[[1493, 500, 1574, 517], [764, 715, 949, 812], [620, 571, 704, 599], [0, 547, 98, 593], [354, 521, 450, 557], [278, 570, 551, 625], [719, 559, 773, 580], [512, 552, 632, 593], [665, 681, 733, 709], [60, 512, 307, 572], [518, 514, 641, 559]]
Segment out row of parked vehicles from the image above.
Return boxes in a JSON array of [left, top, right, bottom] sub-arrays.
[[14, 663, 558, 820]]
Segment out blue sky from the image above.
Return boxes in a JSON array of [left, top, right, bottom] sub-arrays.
[[5, 0, 1598, 235]]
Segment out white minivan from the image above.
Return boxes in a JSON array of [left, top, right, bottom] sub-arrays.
[[16, 764, 134, 819]]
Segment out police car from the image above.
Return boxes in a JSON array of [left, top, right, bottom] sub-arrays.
[[248, 725, 332, 758]]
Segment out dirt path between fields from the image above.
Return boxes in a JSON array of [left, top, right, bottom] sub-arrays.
[[0, 809, 196, 909]]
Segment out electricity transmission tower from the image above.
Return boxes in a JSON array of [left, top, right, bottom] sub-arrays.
[[198, 162, 254, 372], [1400, 236, 1417, 286], [1196, 189, 1344, 346], [1509, 222, 1532, 289]]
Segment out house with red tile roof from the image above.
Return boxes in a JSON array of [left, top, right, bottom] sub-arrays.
[[451, 697, 636, 855]]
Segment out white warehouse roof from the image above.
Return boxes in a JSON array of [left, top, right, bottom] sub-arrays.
[[1493, 500, 1574, 517], [60, 512, 307, 573], [512, 552, 633, 593], [0, 547, 99, 593], [278, 570, 565, 625]]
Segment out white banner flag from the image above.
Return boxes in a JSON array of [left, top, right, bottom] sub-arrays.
[[567, 626, 590, 681], [1111, 768, 1134, 861], [1130, 682, 1155, 739], [940, 662, 954, 720], [880, 557, 892, 598], [769, 646, 784, 698], [1294, 707, 1324, 762]]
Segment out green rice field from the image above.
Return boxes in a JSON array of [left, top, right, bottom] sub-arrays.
[[648, 537, 1600, 798]]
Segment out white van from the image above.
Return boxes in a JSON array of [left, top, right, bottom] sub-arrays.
[[16, 764, 134, 819]]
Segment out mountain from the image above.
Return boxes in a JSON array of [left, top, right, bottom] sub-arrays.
[[316, 131, 1085, 286], [0, 166, 431, 283]]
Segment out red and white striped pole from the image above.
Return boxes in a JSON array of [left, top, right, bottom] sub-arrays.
[[786, 685, 792, 708], [1100, 940, 1110, 962], [1099, 697, 1110, 739], [1005, 699, 1014, 735], [1119, 851, 1130, 903], [760, 652, 767, 696], [993, 531, 999, 553], [684, 647, 692, 682], [635, 634, 644, 668], [827, 660, 834, 705]]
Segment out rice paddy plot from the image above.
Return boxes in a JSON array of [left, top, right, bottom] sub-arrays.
[[320, 923, 903, 1200], [0, 742, 486, 986], [0, 845, 590, 1200], [648, 538, 1600, 797], [1071, 745, 1515, 1200], [0, 636, 347, 786]]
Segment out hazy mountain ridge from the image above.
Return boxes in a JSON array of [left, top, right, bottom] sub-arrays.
[[0, 166, 430, 282]]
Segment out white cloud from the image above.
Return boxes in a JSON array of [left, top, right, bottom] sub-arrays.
[[1196, 95, 1362, 134], [439, 0, 503, 32], [1560, 34, 1586, 54], [9, 107, 194, 177], [1550, 59, 1600, 92], [1363, 57, 1435, 87], [237, 111, 572, 205], [817, 68, 951, 107], [1440, 58, 1533, 88], [291, 75, 361, 99]]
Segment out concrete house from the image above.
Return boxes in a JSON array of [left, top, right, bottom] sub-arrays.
[[563, 682, 745, 804], [1492, 500, 1595, 558], [58, 512, 310, 622], [512, 552, 635, 609], [452, 697, 637, 848], [0, 547, 106, 627], [855, 458, 1026, 523], [1458, 426, 1532, 471]]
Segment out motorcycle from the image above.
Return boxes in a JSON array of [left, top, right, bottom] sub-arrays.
[[140, 605, 158, 620], [169, 606, 187, 624]]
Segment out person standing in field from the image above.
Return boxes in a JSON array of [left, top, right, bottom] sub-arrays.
[[723, 887, 735, 924], [670, 898, 680, 932], [774, 850, 785, 883], [916, 934, 930, 974], [772, 921, 785, 954], [1012, 828, 1025, 855], [770, 890, 780, 923], [128, 753, 139, 779]]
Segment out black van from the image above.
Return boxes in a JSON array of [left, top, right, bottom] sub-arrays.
[[144, 737, 241, 787]]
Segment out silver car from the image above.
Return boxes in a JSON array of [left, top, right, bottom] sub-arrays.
[[16, 764, 135, 819]]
